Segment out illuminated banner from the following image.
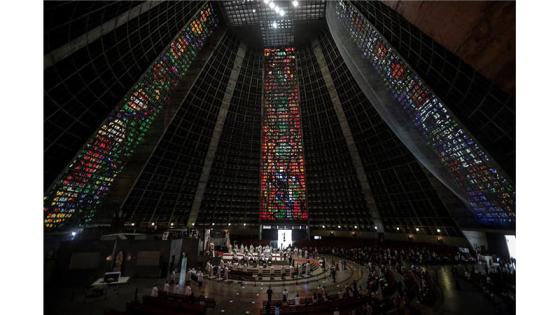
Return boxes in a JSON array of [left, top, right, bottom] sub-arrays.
[[44, 4, 219, 229], [260, 48, 308, 222]]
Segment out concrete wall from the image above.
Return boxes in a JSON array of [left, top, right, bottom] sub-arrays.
[[486, 232, 510, 258], [462, 230, 489, 251], [382, 0, 515, 95]]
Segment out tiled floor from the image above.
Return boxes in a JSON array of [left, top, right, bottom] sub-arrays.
[[45, 256, 365, 315], [45, 258, 501, 315], [434, 266, 499, 315]]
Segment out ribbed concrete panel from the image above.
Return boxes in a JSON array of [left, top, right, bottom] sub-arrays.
[[312, 39, 384, 233], [100, 30, 229, 225], [119, 33, 240, 226], [44, 1, 165, 68], [187, 44, 248, 226]]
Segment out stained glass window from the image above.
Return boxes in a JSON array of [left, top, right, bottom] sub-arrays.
[[335, 0, 514, 226], [260, 48, 308, 222], [44, 4, 219, 230]]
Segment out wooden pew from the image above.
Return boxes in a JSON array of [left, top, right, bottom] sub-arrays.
[[126, 302, 200, 315], [261, 296, 371, 315], [157, 292, 216, 308], [229, 269, 256, 281], [141, 296, 206, 315]]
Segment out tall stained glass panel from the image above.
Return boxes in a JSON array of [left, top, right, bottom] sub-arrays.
[[44, 4, 219, 230], [260, 48, 308, 222], [334, 0, 514, 226]]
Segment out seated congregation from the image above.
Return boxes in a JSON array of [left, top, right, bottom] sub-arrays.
[[103, 238, 514, 315]]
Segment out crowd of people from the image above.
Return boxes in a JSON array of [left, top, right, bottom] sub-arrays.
[[253, 244, 459, 314], [326, 246, 438, 314], [149, 240, 515, 314], [308, 243, 515, 314], [206, 257, 319, 280], [258, 244, 438, 314], [204, 243, 326, 281], [452, 256, 516, 314], [149, 266, 207, 298]]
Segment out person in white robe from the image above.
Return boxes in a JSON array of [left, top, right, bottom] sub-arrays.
[[206, 262, 213, 278], [174, 283, 182, 294], [151, 285, 159, 297]]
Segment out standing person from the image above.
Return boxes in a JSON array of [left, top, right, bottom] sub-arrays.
[[197, 270, 203, 287], [174, 282, 182, 294], [317, 288, 324, 303], [163, 281, 170, 293], [206, 261, 213, 278], [320, 286, 327, 301], [267, 286, 273, 301], [294, 293, 300, 305], [151, 284, 159, 297], [224, 266, 229, 281], [331, 265, 337, 283], [185, 284, 192, 300], [352, 280, 358, 296], [282, 287, 288, 303], [266, 286, 273, 315]]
